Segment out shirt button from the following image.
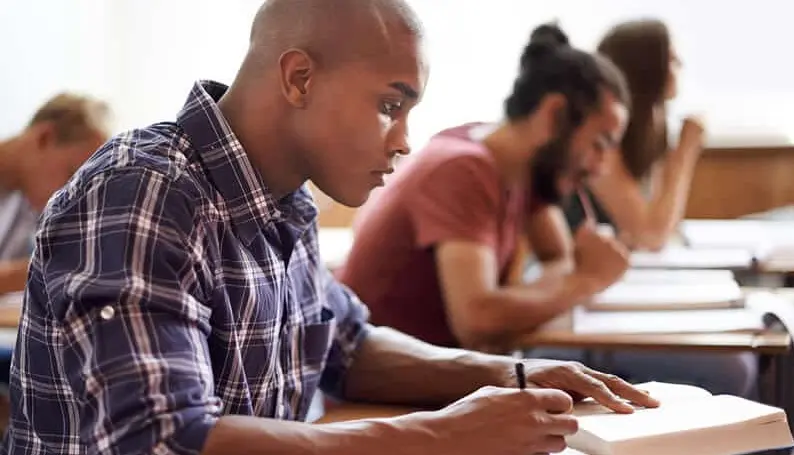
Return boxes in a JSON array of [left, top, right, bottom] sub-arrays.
[[100, 306, 115, 320]]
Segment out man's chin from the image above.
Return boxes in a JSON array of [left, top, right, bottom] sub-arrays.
[[330, 188, 376, 209]]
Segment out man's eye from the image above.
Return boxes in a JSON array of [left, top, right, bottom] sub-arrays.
[[380, 100, 403, 116]]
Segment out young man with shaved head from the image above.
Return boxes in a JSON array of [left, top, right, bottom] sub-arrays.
[[3, 2, 656, 454]]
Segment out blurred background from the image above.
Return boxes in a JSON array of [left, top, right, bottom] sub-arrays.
[[3, 0, 794, 221]]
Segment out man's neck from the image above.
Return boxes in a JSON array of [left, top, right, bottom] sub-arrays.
[[217, 89, 306, 201], [480, 122, 540, 185]]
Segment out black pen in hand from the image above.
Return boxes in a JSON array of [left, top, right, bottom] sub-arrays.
[[515, 362, 526, 390]]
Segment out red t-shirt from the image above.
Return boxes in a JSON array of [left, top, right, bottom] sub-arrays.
[[337, 123, 540, 348]]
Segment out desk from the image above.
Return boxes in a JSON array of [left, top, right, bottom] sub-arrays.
[[518, 319, 791, 421], [688, 145, 794, 219]]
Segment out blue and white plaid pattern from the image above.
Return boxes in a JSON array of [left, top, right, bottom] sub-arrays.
[[2, 81, 370, 455]]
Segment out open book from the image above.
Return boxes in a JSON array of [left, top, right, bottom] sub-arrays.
[[567, 290, 794, 335], [680, 219, 794, 269], [568, 381, 793, 455], [588, 269, 744, 312], [630, 246, 755, 270]]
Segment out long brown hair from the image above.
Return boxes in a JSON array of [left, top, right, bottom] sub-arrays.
[[597, 19, 671, 180]]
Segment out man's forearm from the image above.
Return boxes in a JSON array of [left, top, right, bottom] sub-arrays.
[[202, 412, 438, 455], [343, 326, 513, 406], [463, 272, 598, 349]]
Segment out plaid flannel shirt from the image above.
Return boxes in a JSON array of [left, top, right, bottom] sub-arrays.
[[2, 81, 370, 455]]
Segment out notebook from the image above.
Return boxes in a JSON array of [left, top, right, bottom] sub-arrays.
[[629, 246, 755, 270], [680, 220, 794, 268], [567, 381, 793, 455], [574, 290, 794, 334], [587, 269, 743, 312]]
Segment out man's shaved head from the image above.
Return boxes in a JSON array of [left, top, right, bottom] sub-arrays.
[[218, 0, 427, 207], [249, 0, 423, 69]]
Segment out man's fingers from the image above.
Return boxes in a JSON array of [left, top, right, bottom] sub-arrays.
[[588, 370, 661, 408], [544, 413, 579, 436], [532, 389, 575, 414], [570, 371, 634, 413], [532, 435, 568, 454]]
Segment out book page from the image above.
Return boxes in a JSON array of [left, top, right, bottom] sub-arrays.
[[576, 395, 785, 443], [591, 281, 743, 309], [630, 246, 754, 269], [620, 269, 736, 285], [572, 306, 764, 334], [574, 382, 713, 417], [681, 220, 794, 252]]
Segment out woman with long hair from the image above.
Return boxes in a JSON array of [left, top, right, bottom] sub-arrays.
[[565, 19, 705, 251]]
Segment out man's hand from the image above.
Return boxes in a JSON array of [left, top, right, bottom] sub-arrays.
[[573, 223, 629, 292], [418, 386, 578, 454], [520, 359, 661, 413]]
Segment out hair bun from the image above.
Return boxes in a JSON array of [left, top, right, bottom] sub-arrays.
[[521, 23, 570, 67]]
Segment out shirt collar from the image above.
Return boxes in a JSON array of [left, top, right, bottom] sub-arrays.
[[176, 80, 317, 244]]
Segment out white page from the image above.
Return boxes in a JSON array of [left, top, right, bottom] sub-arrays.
[[620, 269, 736, 285], [576, 395, 785, 443], [630, 246, 754, 269], [574, 291, 794, 334], [572, 306, 764, 334], [591, 282, 743, 309], [574, 382, 713, 417], [681, 220, 794, 252]]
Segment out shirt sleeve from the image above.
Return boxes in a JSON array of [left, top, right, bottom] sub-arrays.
[[38, 168, 219, 455], [318, 266, 371, 399], [408, 155, 502, 250]]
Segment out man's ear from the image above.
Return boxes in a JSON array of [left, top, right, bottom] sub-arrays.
[[278, 49, 315, 109], [537, 93, 568, 140], [31, 122, 57, 153]]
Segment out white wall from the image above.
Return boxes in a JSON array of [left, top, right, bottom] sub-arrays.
[[0, 0, 112, 136], [2, 0, 794, 147]]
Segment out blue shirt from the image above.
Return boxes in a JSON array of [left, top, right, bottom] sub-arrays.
[[2, 81, 371, 455]]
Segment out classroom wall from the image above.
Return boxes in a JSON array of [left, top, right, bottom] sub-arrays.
[[4, 0, 794, 142], [3, 0, 794, 224], [0, 0, 113, 136]]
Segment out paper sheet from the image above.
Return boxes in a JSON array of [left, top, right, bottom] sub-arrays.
[[574, 291, 794, 334], [630, 246, 754, 270]]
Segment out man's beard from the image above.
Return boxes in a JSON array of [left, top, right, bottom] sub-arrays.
[[530, 132, 575, 206]]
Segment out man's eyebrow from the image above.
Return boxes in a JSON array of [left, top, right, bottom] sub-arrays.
[[389, 82, 419, 100]]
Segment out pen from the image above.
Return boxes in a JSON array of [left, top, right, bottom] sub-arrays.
[[577, 188, 596, 224], [515, 362, 526, 390]]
